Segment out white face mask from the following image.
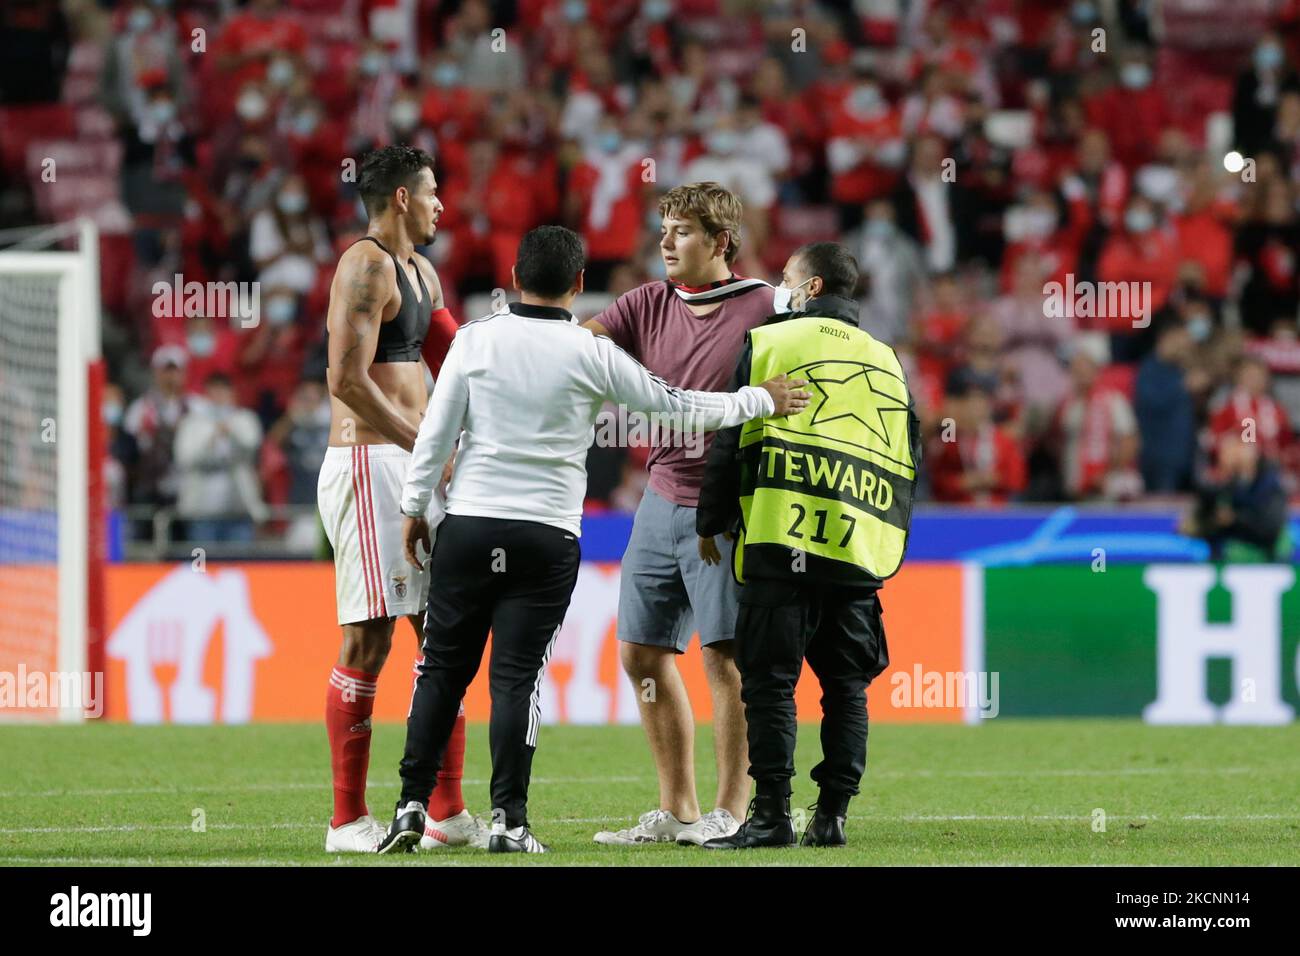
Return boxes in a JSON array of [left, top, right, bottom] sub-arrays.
[[236, 92, 268, 122], [773, 277, 813, 313]]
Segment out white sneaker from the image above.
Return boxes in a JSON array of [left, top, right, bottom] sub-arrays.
[[593, 809, 700, 845], [419, 809, 491, 850], [676, 808, 740, 845], [325, 814, 386, 853]]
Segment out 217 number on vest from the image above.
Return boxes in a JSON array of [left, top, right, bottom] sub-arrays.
[[788, 503, 857, 547]]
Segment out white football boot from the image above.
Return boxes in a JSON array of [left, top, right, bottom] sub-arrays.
[[593, 809, 703, 845], [419, 809, 491, 850], [675, 808, 741, 845], [325, 814, 386, 853]]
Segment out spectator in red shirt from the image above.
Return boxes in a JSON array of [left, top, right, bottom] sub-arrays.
[[1173, 158, 1237, 300], [181, 315, 240, 394], [566, 116, 649, 289], [1060, 127, 1129, 238], [440, 138, 536, 291], [1000, 186, 1077, 293], [212, 0, 308, 114], [1083, 46, 1171, 170], [1051, 340, 1143, 500], [1208, 355, 1294, 463], [1097, 195, 1180, 357], [913, 271, 969, 391], [826, 75, 905, 221], [928, 378, 1027, 505]]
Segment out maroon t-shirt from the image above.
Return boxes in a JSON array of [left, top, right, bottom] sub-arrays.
[[594, 280, 777, 506]]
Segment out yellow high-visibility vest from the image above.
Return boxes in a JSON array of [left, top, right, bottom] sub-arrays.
[[736, 316, 917, 582]]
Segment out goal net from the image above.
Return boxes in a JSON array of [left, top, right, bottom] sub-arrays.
[[0, 220, 103, 721]]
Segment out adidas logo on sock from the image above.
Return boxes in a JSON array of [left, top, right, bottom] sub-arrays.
[[349, 717, 372, 733]]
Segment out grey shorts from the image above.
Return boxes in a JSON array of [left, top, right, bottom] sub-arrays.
[[617, 485, 741, 652]]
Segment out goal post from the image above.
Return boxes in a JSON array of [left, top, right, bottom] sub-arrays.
[[0, 219, 103, 721]]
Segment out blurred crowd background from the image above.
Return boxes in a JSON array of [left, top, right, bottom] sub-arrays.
[[2, 0, 1299, 556]]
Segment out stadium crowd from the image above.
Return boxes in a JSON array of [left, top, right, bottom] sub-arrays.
[[4, 0, 1300, 544]]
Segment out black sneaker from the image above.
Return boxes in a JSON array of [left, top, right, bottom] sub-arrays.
[[800, 806, 847, 847], [702, 796, 797, 850], [377, 800, 426, 854], [488, 824, 548, 854]]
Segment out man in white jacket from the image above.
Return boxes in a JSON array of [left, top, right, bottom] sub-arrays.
[[376, 226, 809, 854], [173, 372, 267, 542]]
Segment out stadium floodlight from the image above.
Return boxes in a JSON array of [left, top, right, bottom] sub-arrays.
[[1223, 151, 1245, 174], [0, 219, 104, 722]]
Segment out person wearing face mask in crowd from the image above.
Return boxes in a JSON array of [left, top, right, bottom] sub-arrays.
[[123, 346, 190, 512], [1083, 47, 1170, 170], [1000, 188, 1076, 294], [1097, 195, 1179, 361], [102, 0, 187, 141], [180, 315, 240, 393], [1233, 32, 1300, 160], [850, 198, 925, 346], [385, 93, 437, 160], [212, 0, 308, 103], [445, 0, 524, 92], [351, 42, 401, 150], [174, 372, 268, 544], [237, 291, 310, 418], [566, 117, 646, 290], [826, 73, 904, 231], [695, 242, 920, 849], [283, 95, 349, 214], [266, 380, 333, 509], [249, 173, 332, 293], [681, 116, 778, 268], [118, 77, 197, 264]]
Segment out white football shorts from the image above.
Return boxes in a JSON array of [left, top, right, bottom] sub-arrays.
[[317, 444, 444, 625]]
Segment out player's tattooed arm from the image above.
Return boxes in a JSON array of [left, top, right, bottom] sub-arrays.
[[326, 248, 420, 450]]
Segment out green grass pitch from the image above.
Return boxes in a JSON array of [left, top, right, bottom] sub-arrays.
[[1, 720, 1296, 866]]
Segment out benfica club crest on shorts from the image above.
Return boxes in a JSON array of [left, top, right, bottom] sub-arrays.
[[392, 575, 407, 599]]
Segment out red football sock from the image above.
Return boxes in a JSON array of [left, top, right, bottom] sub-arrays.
[[428, 699, 467, 821], [326, 665, 378, 829]]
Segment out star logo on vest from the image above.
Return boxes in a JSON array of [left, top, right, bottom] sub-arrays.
[[789, 360, 910, 447]]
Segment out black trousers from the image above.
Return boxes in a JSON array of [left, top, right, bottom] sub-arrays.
[[734, 577, 889, 799], [399, 513, 580, 828]]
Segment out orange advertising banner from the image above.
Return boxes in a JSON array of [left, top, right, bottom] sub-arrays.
[[103, 561, 969, 724]]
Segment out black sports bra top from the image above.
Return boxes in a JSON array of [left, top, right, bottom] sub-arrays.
[[329, 236, 430, 365]]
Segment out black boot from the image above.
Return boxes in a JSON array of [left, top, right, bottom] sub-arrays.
[[800, 809, 847, 847], [800, 792, 848, 847], [701, 794, 796, 849]]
